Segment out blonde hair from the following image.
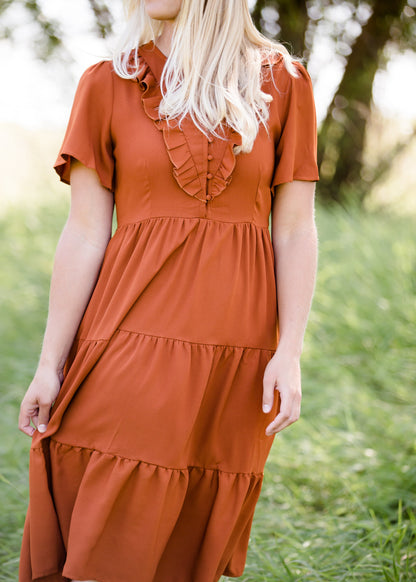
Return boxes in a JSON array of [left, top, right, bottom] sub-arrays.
[[112, 0, 298, 154]]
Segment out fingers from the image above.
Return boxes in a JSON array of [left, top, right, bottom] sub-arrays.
[[265, 387, 301, 436], [18, 397, 51, 437], [18, 408, 36, 437], [18, 400, 41, 437], [18, 369, 61, 437], [37, 400, 51, 433], [262, 372, 276, 414]]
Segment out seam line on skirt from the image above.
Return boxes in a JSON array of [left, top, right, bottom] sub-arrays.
[[32, 438, 265, 476], [94, 328, 277, 352]]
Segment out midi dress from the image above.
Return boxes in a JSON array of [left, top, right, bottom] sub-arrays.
[[19, 40, 319, 582]]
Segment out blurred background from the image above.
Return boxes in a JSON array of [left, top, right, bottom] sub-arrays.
[[0, 1, 415, 580]]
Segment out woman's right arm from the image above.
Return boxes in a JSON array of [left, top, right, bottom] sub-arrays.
[[18, 159, 114, 437]]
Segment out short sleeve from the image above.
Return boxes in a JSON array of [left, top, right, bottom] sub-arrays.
[[270, 60, 319, 192], [53, 60, 115, 192]]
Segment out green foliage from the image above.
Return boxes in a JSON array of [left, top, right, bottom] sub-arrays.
[[23, 0, 62, 60], [0, 200, 68, 580], [0, 0, 113, 61], [0, 201, 415, 580], [87, 0, 114, 39], [224, 206, 416, 580]]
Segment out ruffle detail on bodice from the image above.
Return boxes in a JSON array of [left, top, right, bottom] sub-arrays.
[[133, 44, 242, 202]]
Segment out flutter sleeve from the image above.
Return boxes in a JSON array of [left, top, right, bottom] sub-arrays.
[[53, 60, 115, 192], [270, 59, 319, 192]]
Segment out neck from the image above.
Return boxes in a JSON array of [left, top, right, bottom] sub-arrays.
[[155, 22, 175, 57]]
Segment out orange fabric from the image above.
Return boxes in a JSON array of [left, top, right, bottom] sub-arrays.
[[19, 41, 318, 582]]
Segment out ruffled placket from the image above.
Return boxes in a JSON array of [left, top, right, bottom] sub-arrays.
[[134, 42, 242, 203]]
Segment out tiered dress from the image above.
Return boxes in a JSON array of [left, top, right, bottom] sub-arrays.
[[19, 41, 319, 582]]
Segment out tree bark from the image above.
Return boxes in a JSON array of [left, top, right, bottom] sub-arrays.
[[318, 0, 407, 205]]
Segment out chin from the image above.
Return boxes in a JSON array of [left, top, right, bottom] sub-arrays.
[[144, 0, 182, 20]]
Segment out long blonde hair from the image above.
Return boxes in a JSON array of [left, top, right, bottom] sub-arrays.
[[112, 0, 298, 154]]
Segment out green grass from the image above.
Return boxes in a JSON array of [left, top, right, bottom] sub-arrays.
[[0, 200, 415, 581], [0, 200, 69, 581], [225, 208, 416, 581]]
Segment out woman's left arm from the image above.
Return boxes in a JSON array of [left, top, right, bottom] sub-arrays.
[[263, 180, 318, 436]]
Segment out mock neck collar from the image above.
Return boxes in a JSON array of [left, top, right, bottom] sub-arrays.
[[137, 40, 167, 82]]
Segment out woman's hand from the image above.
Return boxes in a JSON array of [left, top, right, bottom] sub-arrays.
[[262, 348, 302, 436], [18, 365, 63, 437]]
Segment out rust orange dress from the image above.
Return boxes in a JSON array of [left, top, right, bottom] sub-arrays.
[[19, 41, 319, 582]]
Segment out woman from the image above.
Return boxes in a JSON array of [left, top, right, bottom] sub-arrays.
[[18, 0, 319, 581]]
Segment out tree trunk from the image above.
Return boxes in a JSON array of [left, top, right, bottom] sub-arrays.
[[274, 0, 309, 58], [251, 0, 308, 57], [318, 0, 407, 205]]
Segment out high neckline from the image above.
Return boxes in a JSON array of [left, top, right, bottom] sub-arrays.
[[137, 40, 167, 83]]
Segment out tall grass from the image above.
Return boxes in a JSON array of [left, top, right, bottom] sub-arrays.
[[0, 200, 415, 581], [0, 201, 69, 580], [228, 208, 416, 581]]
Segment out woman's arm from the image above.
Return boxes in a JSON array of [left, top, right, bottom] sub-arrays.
[[263, 180, 318, 436], [18, 160, 114, 437]]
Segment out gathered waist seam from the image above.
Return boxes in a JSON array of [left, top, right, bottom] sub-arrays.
[[115, 215, 270, 231]]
